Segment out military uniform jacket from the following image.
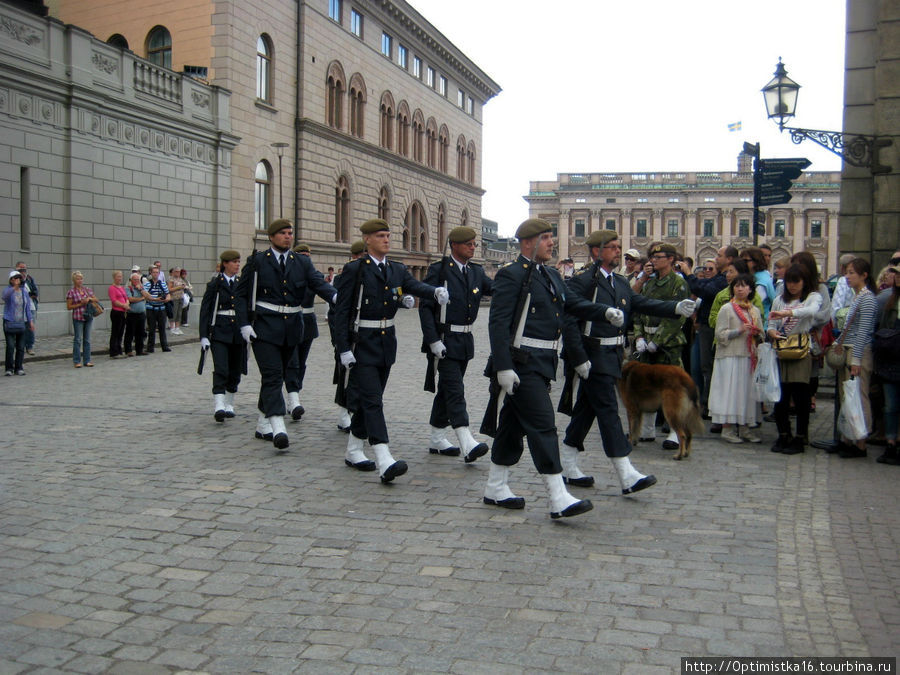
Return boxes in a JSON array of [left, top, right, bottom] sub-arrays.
[[333, 255, 436, 367], [488, 255, 609, 381], [234, 249, 336, 347], [300, 286, 318, 342], [634, 271, 690, 348], [419, 258, 493, 362], [565, 262, 679, 378], [199, 274, 242, 344]]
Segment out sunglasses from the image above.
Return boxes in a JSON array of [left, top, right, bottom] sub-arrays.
[[704, 267, 715, 271]]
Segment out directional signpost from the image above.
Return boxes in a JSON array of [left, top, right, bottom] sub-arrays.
[[750, 150, 811, 245]]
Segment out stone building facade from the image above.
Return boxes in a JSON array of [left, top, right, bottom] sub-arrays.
[[1, 2, 235, 336], [51, 0, 500, 279], [526, 151, 842, 276]]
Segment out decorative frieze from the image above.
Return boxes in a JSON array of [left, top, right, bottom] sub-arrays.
[[91, 51, 118, 75], [0, 14, 43, 47]]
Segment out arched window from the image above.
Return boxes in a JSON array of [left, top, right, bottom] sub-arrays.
[[425, 117, 438, 169], [348, 73, 366, 138], [257, 35, 272, 104], [335, 176, 350, 242], [378, 186, 390, 222], [379, 92, 395, 150], [254, 161, 272, 231], [412, 110, 425, 163], [437, 203, 446, 248], [456, 135, 466, 180], [396, 101, 410, 157], [405, 201, 427, 252], [438, 125, 449, 173], [467, 141, 476, 185], [146, 26, 172, 69], [107, 34, 128, 49], [461, 208, 468, 229], [326, 61, 345, 129]]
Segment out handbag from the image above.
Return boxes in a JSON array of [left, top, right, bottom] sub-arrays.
[[3, 318, 26, 334], [85, 299, 105, 317], [872, 327, 900, 361], [773, 332, 809, 360], [824, 298, 862, 370]]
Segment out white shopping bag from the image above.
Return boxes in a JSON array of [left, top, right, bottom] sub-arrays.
[[753, 343, 781, 403]]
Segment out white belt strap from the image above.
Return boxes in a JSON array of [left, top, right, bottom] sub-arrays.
[[217, 309, 236, 316], [358, 318, 395, 329], [644, 326, 660, 334], [257, 301, 303, 314], [449, 324, 472, 333], [301, 307, 315, 315], [590, 335, 625, 346], [520, 336, 560, 350]]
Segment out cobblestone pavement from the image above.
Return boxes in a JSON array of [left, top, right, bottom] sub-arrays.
[[1, 311, 898, 673]]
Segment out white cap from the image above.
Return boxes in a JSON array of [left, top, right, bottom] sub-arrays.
[[9, 270, 23, 279]]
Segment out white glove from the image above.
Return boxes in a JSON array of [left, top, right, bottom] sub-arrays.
[[675, 298, 697, 317], [575, 361, 591, 379], [240, 325, 256, 344], [647, 341, 658, 353], [434, 287, 450, 305], [497, 369, 520, 396], [605, 307, 625, 327], [635, 337, 648, 353], [430, 341, 447, 359], [200, 337, 211, 350], [400, 294, 415, 309], [331, 293, 338, 305], [340, 351, 356, 368]]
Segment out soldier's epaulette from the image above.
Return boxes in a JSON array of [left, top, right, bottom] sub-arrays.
[[500, 259, 523, 269], [468, 261, 483, 268], [576, 266, 592, 277]]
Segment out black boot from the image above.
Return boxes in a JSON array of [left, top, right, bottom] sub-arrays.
[[782, 436, 805, 455], [876, 444, 899, 465], [770, 433, 791, 453]]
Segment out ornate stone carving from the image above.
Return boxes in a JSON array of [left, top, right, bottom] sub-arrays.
[[124, 126, 133, 141], [0, 15, 42, 46], [139, 129, 149, 145], [107, 121, 117, 136], [40, 102, 52, 121], [191, 90, 210, 109], [169, 137, 178, 153], [0, 89, 7, 111], [91, 52, 118, 75], [17, 96, 30, 115], [91, 115, 100, 133]]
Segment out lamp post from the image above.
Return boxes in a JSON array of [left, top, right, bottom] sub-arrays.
[[762, 59, 892, 173], [271, 142, 289, 218]]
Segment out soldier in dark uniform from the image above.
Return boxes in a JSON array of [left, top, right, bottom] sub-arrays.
[[283, 242, 319, 422], [234, 219, 337, 451], [199, 249, 245, 421], [484, 218, 617, 519], [418, 225, 493, 461], [329, 240, 365, 432], [333, 218, 449, 483], [559, 231, 696, 493]]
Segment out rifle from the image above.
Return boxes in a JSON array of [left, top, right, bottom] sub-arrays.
[[424, 237, 451, 393], [558, 261, 602, 415], [335, 256, 367, 409]]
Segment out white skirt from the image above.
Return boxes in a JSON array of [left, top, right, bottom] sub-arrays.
[[709, 355, 758, 425]]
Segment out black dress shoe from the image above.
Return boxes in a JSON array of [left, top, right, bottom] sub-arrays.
[[380, 460, 408, 483], [551, 499, 593, 519], [273, 433, 289, 451], [781, 437, 805, 455], [428, 446, 461, 457], [344, 458, 377, 471], [291, 405, 305, 421], [214, 410, 227, 423], [770, 434, 791, 453], [622, 475, 657, 495], [464, 443, 489, 463], [255, 431, 274, 441], [337, 424, 351, 433], [483, 496, 525, 509], [662, 439, 679, 450], [224, 411, 235, 418], [162, 347, 172, 352], [563, 475, 595, 488]]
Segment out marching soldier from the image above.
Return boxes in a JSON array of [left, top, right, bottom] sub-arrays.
[[199, 250, 245, 421], [559, 231, 695, 492], [333, 218, 449, 483], [234, 219, 337, 452], [482, 218, 617, 519], [329, 240, 366, 432], [283, 242, 319, 422], [418, 225, 493, 461]]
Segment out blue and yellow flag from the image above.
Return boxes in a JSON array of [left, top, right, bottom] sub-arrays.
[[728, 121, 742, 132]]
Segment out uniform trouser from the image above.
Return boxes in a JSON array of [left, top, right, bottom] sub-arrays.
[[491, 370, 562, 474], [211, 340, 243, 394], [284, 338, 314, 393], [252, 340, 295, 416], [145, 309, 168, 350], [348, 364, 391, 445], [429, 357, 470, 428], [696, 324, 715, 409], [124, 312, 146, 354], [563, 370, 631, 458]]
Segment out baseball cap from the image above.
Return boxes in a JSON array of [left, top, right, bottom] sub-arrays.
[[9, 270, 23, 279], [624, 248, 640, 260], [131, 265, 141, 272]]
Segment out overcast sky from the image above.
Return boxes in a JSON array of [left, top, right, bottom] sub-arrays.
[[409, 0, 847, 237]]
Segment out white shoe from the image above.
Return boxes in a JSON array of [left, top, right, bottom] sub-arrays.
[[455, 426, 489, 463], [560, 443, 594, 487], [544, 473, 593, 519], [337, 407, 352, 431], [287, 391, 303, 421], [372, 443, 407, 483], [223, 391, 235, 417], [740, 425, 761, 443], [428, 425, 460, 456], [721, 427, 744, 444], [344, 434, 375, 471], [213, 393, 226, 422], [269, 415, 289, 450], [612, 456, 657, 495], [483, 463, 524, 508]]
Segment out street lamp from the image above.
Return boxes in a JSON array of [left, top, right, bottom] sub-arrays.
[[271, 142, 289, 218], [761, 59, 891, 173]]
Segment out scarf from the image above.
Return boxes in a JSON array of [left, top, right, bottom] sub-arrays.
[[730, 301, 758, 371]]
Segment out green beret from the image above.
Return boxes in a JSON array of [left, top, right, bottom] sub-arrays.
[[649, 242, 678, 257], [292, 243, 310, 253], [448, 226, 477, 243], [220, 249, 240, 263], [350, 240, 365, 255], [267, 219, 293, 236], [515, 218, 552, 240], [360, 218, 390, 235], [584, 230, 619, 248]]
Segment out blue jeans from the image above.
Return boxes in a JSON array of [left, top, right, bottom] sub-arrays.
[[884, 380, 899, 441], [25, 303, 36, 350], [73, 317, 93, 364]]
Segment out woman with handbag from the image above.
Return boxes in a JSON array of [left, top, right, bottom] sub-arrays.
[[791, 251, 833, 414], [766, 264, 823, 454], [835, 258, 879, 458], [874, 265, 900, 464], [65, 271, 98, 368], [3, 270, 35, 375], [107, 270, 129, 358]]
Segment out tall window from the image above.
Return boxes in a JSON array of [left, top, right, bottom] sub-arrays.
[[810, 219, 822, 238], [739, 219, 750, 237], [606, 219, 616, 230], [380, 92, 394, 150], [412, 111, 425, 163], [667, 220, 680, 237], [703, 218, 714, 237], [437, 203, 446, 247], [146, 26, 172, 69], [350, 9, 363, 37], [254, 161, 272, 231], [466, 96, 474, 115], [398, 44, 408, 69], [378, 186, 390, 222], [326, 62, 345, 129], [426, 66, 435, 88], [348, 74, 366, 138], [439, 75, 447, 96], [466, 142, 476, 185], [461, 208, 468, 229], [329, 0, 341, 22], [457, 89, 465, 108], [774, 219, 786, 237], [574, 219, 585, 237], [396, 101, 410, 157], [335, 176, 350, 242], [456, 135, 466, 180], [256, 35, 272, 103], [107, 34, 128, 49], [413, 56, 421, 79], [381, 32, 392, 58], [426, 118, 438, 169], [636, 219, 647, 237], [438, 125, 449, 173], [405, 201, 426, 252]]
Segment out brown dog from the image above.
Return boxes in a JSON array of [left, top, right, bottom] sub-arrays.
[[618, 361, 704, 460]]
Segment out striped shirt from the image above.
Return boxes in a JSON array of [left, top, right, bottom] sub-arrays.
[[144, 278, 169, 310], [842, 289, 878, 363]]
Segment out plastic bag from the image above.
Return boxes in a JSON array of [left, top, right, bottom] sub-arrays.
[[182, 293, 191, 307], [837, 377, 869, 441], [754, 343, 781, 403]]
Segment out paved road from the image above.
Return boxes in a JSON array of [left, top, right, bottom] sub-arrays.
[[1, 312, 897, 673]]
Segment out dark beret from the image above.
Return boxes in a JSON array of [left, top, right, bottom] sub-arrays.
[[360, 218, 390, 235], [350, 240, 365, 255], [649, 243, 678, 257], [267, 219, 293, 236], [448, 226, 477, 243], [292, 243, 310, 253], [585, 230, 618, 248], [219, 249, 240, 262], [515, 218, 552, 240]]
